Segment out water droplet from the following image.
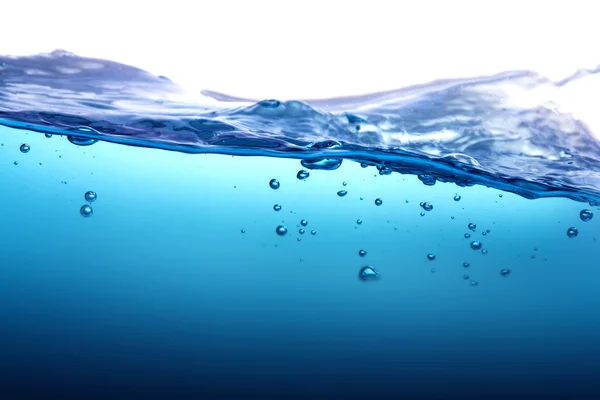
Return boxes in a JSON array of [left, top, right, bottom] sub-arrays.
[[310, 230, 316, 235], [580, 209, 594, 222], [337, 190, 348, 197], [481, 249, 488, 255], [454, 194, 461, 201], [500, 268, 511, 277], [464, 233, 471, 239], [463, 274, 470, 280], [358, 249, 367, 257], [45, 133, 52, 138], [300, 219, 308, 226], [275, 225, 288, 236], [427, 253, 436, 261], [299, 228, 305, 235], [84, 191, 97, 203], [269, 179, 280, 190], [468, 223, 477, 232], [80, 205, 93, 217], [358, 265, 380, 281], [470, 280, 479, 287], [421, 202, 433, 211], [356, 219, 363, 225], [375, 198, 383, 206], [470, 241, 482, 250], [19, 143, 30, 153], [463, 262, 470, 268], [567, 227, 578, 238], [273, 204, 282, 211], [342, 181, 347, 186], [297, 170, 310, 180]]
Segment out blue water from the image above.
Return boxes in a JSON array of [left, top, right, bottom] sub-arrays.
[[1, 51, 600, 399]]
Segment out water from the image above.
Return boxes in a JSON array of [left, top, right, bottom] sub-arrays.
[[1, 51, 600, 398]]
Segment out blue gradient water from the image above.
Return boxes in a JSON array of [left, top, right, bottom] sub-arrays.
[[1, 51, 600, 399]]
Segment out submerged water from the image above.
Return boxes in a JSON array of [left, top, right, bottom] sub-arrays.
[[1, 51, 600, 399]]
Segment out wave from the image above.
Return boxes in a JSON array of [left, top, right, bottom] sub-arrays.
[[1, 50, 600, 204]]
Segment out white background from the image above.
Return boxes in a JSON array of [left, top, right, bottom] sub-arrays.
[[0, 0, 597, 99]]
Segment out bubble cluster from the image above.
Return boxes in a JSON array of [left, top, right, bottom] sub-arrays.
[[269, 179, 280, 190]]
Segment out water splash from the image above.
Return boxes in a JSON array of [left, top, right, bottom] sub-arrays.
[[2, 50, 600, 203]]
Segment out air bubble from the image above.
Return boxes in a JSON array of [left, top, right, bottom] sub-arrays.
[[269, 179, 280, 190]]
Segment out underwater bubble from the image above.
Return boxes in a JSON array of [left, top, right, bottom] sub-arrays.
[[84, 191, 97, 203], [531, 254, 536, 259], [337, 190, 348, 197], [375, 198, 383, 206], [486, 229, 491, 234], [356, 219, 363, 225], [421, 202, 433, 211], [297, 170, 310, 180], [297, 237, 301, 242], [301, 158, 343, 171], [358, 265, 380, 281], [431, 268, 436, 273], [463, 262, 470, 268], [13, 161, 18, 165], [299, 228, 305, 235], [19, 143, 30, 153], [580, 209, 594, 222], [464, 233, 471, 239], [567, 227, 578, 238], [360, 197, 364, 200], [481, 249, 488, 255], [417, 174, 437, 186], [80, 204, 93, 217], [310, 230, 316, 235], [470, 280, 479, 287], [300, 219, 308, 227], [468, 223, 477, 232], [482, 231, 487, 236], [427, 254, 436, 261], [273, 204, 282, 211], [463, 274, 470, 280], [454, 194, 461, 201], [241, 229, 246, 233], [470, 241, 482, 250], [269, 179, 280, 190], [358, 249, 367, 257], [420, 212, 425, 217], [343, 181, 347, 186], [500, 268, 511, 277], [45, 133, 52, 138], [360, 163, 369, 168], [499, 194, 504, 198], [275, 225, 288, 236], [67, 136, 97, 146]]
